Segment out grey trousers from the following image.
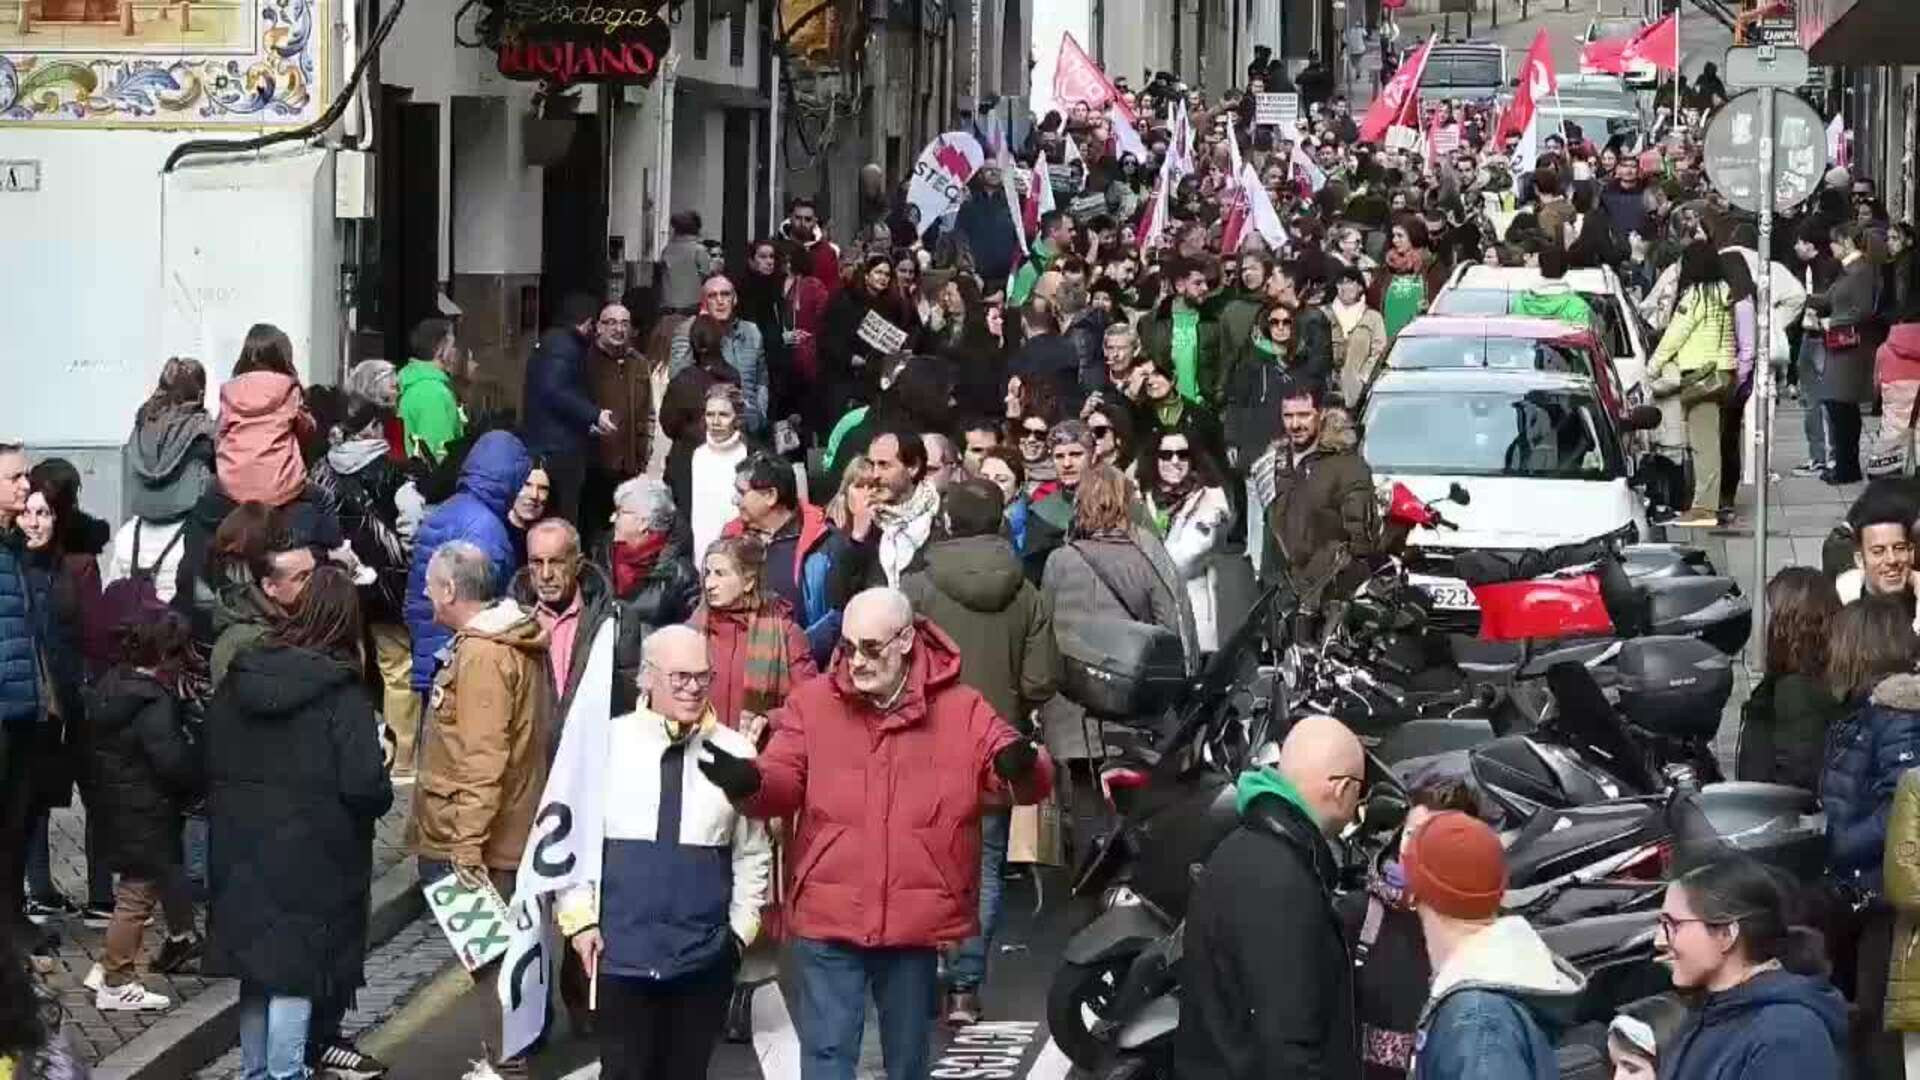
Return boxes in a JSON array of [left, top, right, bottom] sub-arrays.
[[1800, 338, 1828, 466]]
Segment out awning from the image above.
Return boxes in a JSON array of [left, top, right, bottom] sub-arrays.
[[1798, 0, 1920, 64]]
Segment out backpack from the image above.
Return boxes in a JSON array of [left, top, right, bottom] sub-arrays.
[[100, 520, 183, 634]]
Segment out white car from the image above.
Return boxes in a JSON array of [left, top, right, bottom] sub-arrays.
[[1359, 368, 1655, 629], [1580, 17, 1658, 88], [1431, 262, 1653, 401]]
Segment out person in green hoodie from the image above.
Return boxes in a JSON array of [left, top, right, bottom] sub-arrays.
[[1507, 244, 1595, 331], [1177, 715, 1367, 1080], [1009, 211, 1073, 307], [396, 317, 468, 462]]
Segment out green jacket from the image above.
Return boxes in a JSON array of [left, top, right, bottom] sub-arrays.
[[1138, 298, 1226, 406], [899, 534, 1059, 734], [396, 359, 464, 461], [1508, 285, 1595, 331], [1211, 288, 1267, 391], [1007, 239, 1060, 307], [1649, 282, 1735, 378]]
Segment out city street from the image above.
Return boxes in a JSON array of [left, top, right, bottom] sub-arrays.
[[1394, 0, 1733, 74]]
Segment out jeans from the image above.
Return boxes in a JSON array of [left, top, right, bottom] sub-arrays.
[[183, 815, 209, 901], [792, 938, 938, 1080], [238, 984, 313, 1080], [1826, 400, 1864, 480], [948, 810, 1010, 991], [26, 800, 111, 906], [1800, 338, 1829, 466]]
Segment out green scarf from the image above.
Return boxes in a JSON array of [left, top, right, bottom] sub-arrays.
[[1154, 396, 1187, 430], [1170, 301, 1202, 403]]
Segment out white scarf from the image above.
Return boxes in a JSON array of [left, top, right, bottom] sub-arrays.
[[1331, 298, 1368, 335], [874, 480, 940, 587]]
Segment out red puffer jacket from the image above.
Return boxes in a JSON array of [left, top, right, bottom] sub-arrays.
[[745, 620, 1054, 948], [1877, 323, 1920, 386]]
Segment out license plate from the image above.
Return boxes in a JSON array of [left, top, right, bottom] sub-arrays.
[[1413, 576, 1479, 611]]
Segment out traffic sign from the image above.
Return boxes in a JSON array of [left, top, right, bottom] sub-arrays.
[[1725, 45, 1809, 89], [1703, 89, 1827, 213]]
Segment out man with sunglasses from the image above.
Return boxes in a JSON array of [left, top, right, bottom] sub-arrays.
[[696, 587, 1054, 1080], [1178, 715, 1367, 1080]]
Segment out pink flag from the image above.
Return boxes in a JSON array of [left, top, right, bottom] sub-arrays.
[[1054, 32, 1135, 124], [1360, 35, 1435, 144]]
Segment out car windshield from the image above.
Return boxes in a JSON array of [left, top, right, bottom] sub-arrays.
[[1387, 335, 1590, 377], [1362, 389, 1619, 480], [1588, 18, 1642, 40], [1426, 55, 1502, 88]]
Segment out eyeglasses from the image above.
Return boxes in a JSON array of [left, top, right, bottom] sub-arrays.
[[842, 627, 907, 662], [1329, 773, 1365, 792], [663, 669, 716, 692], [1158, 448, 1191, 461], [1655, 913, 1727, 937], [1089, 424, 1114, 439]]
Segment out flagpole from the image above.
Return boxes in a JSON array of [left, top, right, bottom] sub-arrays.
[[1672, 11, 1681, 123]]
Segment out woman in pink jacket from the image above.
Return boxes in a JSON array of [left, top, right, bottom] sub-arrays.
[[217, 324, 315, 508]]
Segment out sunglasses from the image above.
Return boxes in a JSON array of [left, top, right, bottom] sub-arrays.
[[1158, 447, 1191, 461], [1089, 424, 1114, 438], [1019, 426, 1049, 440], [1269, 316, 1294, 328], [841, 627, 907, 661]]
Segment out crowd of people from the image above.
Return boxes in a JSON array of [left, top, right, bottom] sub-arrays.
[[4, 27, 1920, 1080]]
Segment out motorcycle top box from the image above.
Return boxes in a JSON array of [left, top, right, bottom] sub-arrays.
[[1614, 636, 1732, 740], [1057, 617, 1188, 719]]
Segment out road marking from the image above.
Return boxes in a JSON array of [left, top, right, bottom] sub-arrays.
[[1025, 1039, 1074, 1080], [357, 962, 473, 1060], [560, 1063, 601, 1080]]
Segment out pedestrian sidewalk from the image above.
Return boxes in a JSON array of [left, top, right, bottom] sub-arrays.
[[35, 795, 421, 1079]]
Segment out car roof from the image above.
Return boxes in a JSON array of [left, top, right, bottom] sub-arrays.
[[1451, 264, 1619, 295], [1369, 367, 1600, 395], [1429, 41, 1503, 53], [1397, 313, 1602, 345]]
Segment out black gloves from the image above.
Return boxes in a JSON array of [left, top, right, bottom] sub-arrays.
[[992, 739, 1040, 784], [698, 742, 762, 801]]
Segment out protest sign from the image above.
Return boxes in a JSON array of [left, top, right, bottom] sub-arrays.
[[1070, 191, 1110, 219], [1255, 93, 1298, 130], [425, 872, 515, 972], [857, 310, 910, 355], [904, 132, 985, 238]]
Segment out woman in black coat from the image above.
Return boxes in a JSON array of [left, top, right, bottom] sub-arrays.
[[204, 565, 392, 1076]]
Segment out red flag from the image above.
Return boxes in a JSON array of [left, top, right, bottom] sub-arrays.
[[1053, 32, 1135, 125], [1218, 186, 1250, 254], [1500, 29, 1557, 142], [1360, 35, 1434, 144], [1621, 14, 1678, 73], [1580, 34, 1630, 75]]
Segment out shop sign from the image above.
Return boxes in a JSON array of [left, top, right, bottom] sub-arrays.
[[491, 0, 675, 86]]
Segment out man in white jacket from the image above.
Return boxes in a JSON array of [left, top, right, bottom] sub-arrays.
[[559, 625, 772, 1078]]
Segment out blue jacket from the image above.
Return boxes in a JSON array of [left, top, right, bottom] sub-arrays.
[[954, 190, 1020, 283], [521, 327, 601, 458], [668, 319, 769, 434], [1659, 970, 1846, 1080], [1415, 917, 1585, 1080], [0, 531, 40, 733], [1822, 672, 1920, 894], [404, 431, 533, 691]]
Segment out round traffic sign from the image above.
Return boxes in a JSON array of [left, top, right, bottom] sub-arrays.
[[1703, 89, 1827, 213]]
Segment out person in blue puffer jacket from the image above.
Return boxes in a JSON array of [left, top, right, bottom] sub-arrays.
[[0, 444, 44, 947], [404, 430, 533, 695], [1821, 593, 1920, 898]]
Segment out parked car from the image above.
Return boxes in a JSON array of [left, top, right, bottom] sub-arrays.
[[1418, 41, 1509, 104], [1359, 368, 1659, 628], [1580, 16, 1659, 88], [1378, 316, 1633, 428], [1430, 264, 1653, 398]]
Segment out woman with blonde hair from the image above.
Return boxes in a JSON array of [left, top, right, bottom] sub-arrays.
[[825, 455, 877, 532]]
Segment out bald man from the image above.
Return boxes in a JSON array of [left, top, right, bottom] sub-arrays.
[[696, 587, 1056, 1080], [1176, 715, 1367, 1080], [560, 625, 772, 1079]]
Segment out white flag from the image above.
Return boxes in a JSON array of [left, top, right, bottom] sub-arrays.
[[497, 618, 617, 1059], [1239, 163, 1288, 251], [1225, 115, 1244, 180], [1168, 99, 1195, 180], [1510, 111, 1541, 178], [1290, 142, 1326, 193], [1108, 104, 1149, 162]]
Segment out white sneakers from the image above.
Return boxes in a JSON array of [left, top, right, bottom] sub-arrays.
[[95, 980, 171, 1012]]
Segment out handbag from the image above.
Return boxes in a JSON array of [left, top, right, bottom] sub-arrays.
[[1677, 367, 1732, 407], [1826, 325, 1863, 351]]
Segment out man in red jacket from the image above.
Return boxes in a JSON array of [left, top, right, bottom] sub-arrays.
[[698, 586, 1054, 1079]]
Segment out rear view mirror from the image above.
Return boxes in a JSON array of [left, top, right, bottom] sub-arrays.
[[1448, 482, 1472, 506], [1623, 405, 1663, 432], [1362, 792, 1410, 835]]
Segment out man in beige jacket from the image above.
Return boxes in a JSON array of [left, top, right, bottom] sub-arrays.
[[407, 538, 552, 1080]]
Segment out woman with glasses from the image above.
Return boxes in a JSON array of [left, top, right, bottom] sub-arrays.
[[1143, 429, 1233, 654], [1654, 857, 1843, 1079]]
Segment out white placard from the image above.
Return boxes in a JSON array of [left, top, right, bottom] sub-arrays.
[[1070, 191, 1110, 219], [1255, 93, 1299, 130], [857, 310, 910, 355], [424, 872, 514, 972]]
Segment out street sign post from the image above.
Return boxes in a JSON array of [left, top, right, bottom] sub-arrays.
[[1702, 85, 1826, 668]]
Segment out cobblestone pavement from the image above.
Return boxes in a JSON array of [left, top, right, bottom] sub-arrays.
[[190, 917, 455, 1080], [34, 797, 413, 1066]]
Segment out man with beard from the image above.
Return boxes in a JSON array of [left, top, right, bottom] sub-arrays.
[[583, 302, 651, 545], [1255, 379, 1378, 601], [832, 427, 940, 596], [778, 195, 841, 294], [1600, 155, 1651, 242], [1139, 256, 1226, 407]]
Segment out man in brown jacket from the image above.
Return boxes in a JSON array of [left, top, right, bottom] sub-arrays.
[[408, 538, 552, 1078], [581, 301, 654, 541]]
